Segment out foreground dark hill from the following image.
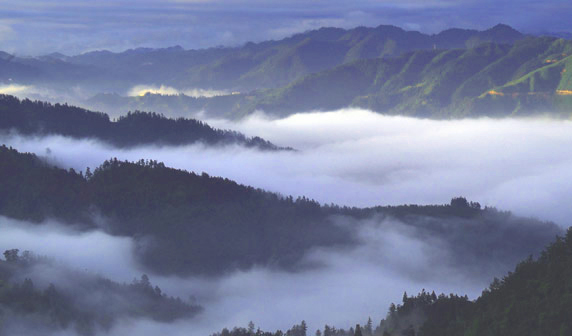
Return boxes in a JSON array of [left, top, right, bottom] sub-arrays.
[[372, 227, 572, 336], [0, 95, 284, 150], [0, 24, 524, 93], [0, 145, 561, 277], [211, 228, 572, 336], [0, 249, 200, 336]]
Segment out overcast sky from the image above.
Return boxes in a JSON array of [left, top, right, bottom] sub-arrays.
[[0, 0, 571, 56]]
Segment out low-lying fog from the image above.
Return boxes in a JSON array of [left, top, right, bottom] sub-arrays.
[[1, 108, 571, 335], [3, 108, 572, 226], [0, 215, 485, 336]]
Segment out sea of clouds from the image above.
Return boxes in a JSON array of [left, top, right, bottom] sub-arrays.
[[1, 108, 571, 335]]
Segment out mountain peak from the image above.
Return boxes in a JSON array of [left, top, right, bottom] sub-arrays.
[[0, 51, 13, 61], [486, 23, 522, 35], [477, 23, 524, 43]]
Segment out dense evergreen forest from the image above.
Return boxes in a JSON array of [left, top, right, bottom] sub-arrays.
[[0, 249, 200, 336], [210, 228, 572, 336], [0, 145, 561, 277], [0, 95, 285, 150]]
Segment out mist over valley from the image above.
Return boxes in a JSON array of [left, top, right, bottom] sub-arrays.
[[1, 2, 572, 335]]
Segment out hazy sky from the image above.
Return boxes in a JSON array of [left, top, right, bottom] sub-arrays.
[[1, 0, 571, 55]]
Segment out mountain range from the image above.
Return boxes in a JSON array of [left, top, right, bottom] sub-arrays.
[[89, 36, 572, 119], [6, 23, 572, 119], [0, 24, 524, 94]]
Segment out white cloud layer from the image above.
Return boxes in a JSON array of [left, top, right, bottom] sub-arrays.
[[2, 109, 571, 226]]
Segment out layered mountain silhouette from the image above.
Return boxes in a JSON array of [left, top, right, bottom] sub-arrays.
[[0, 24, 524, 93], [89, 35, 572, 119], [0, 95, 286, 150], [3, 24, 571, 119]]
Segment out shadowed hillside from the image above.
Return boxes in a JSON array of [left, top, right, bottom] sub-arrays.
[[0, 145, 561, 277], [0, 249, 201, 336], [0, 95, 287, 150]]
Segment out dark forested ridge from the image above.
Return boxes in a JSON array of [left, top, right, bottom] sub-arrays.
[[379, 227, 572, 335], [0, 249, 201, 336], [0, 145, 561, 278], [0, 144, 349, 275], [0, 95, 286, 150]]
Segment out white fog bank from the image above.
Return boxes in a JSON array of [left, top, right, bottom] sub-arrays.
[[3, 109, 572, 226]]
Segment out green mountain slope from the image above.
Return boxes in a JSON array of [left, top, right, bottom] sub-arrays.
[[1, 24, 525, 94], [87, 36, 572, 119], [232, 36, 572, 118]]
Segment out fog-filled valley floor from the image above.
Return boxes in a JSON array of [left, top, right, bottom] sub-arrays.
[[1, 105, 571, 335]]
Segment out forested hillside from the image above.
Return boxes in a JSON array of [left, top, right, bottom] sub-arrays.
[[0, 249, 200, 336], [0, 145, 561, 277], [209, 228, 572, 336], [367, 227, 572, 336], [0, 95, 284, 149]]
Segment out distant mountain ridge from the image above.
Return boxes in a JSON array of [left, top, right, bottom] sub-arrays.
[[0, 24, 525, 94], [5, 23, 570, 119], [96, 35, 572, 119]]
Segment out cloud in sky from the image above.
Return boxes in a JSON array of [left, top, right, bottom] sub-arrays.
[[0, 0, 571, 55]]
